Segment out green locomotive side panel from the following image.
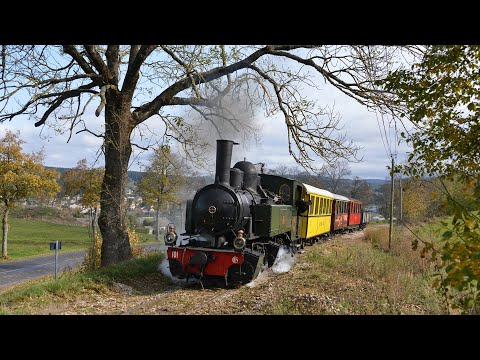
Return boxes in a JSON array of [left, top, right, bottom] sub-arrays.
[[252, 204, 292, 237]]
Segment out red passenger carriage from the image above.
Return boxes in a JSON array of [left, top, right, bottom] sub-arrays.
[[347, 198, 362, 230], [331, 193, 350, 233]]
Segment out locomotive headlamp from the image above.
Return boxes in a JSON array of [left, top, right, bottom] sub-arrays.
[[164, 231, 177, 245], [233, 230, 246, 250], [164, 222, 178, 245]]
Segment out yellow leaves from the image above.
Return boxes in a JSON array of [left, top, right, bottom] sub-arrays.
[[0, 131, 60, 206], [464, 219, 479, 231], [61, 159, 103, 209], [137, 146, 186, 210]]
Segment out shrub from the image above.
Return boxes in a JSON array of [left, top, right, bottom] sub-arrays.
[[135, 228, 151, 234], [143, 218, 154, 226], [83, 228, 145, 270]]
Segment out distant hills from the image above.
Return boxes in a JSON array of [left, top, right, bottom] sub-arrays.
[[364, 179, 388, 186], [47, 166, 387, 187]]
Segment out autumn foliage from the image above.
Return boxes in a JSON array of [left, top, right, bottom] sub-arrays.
[[384, 45, 480, 313]]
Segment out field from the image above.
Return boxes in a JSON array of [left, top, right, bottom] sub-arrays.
[[1, 214, 157, 261]]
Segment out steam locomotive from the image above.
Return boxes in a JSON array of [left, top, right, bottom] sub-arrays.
[[165, 140, 370, 286]]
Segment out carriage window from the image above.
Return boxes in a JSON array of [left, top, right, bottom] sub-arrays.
[[315, 197, 319, 215], [308, 195, 313, 215]]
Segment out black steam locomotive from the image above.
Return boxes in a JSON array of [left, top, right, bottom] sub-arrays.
[[165, 139, 369, 286]]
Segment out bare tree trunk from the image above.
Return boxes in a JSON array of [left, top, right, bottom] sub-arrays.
[[99, 96, 133, 267], [2, 203, 8, 258]]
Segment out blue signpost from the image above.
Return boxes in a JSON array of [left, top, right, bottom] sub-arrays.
[[49, 241, 62, 281]]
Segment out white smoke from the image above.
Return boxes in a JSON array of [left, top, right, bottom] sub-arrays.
[[158, 258, 183, 283], [246, 266, 271, 288], [158, 257, 200, 285], [271, 245, 295, 273]]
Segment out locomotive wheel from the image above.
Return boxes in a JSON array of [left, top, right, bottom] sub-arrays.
[[227, 262, 256, 285]]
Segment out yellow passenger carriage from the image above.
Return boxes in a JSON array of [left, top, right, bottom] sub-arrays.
[[298, 183, 333, 241]]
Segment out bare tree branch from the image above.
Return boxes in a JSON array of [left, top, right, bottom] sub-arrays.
[[131, 142, 149, 151], [62, 45, 96, 75], [1, 45, 5, 81], [95, 85, 108, 117], [122, 45, 157, 98], [133, 45, 307, 123], [76, 127, 104, 138], [106, 45, 120, 82], [128, 45, 141, 68], [84, 45, 109, 79], [33, 83, 99, 127]]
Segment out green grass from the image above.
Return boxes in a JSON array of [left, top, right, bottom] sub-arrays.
[[267, 224, 446, 315], [0, 252, 166, 314], [3, 217, 91, 260], [413, 210, 480, 243], [2, 216, 157, 261]]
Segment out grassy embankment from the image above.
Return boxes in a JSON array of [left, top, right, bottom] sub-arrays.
[[266, 222, 448, 314]]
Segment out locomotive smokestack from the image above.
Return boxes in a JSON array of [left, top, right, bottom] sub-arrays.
[[215, 140, 238, 185]]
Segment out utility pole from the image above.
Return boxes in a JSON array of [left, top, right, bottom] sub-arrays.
[[389, 157, 394, 251], [399, 175, 403, 223]]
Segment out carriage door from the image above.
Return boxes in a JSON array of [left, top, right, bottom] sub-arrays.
[[294, 185, 303, 238]]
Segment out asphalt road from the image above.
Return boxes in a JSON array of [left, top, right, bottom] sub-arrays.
[[0, 243, 165, 290]]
